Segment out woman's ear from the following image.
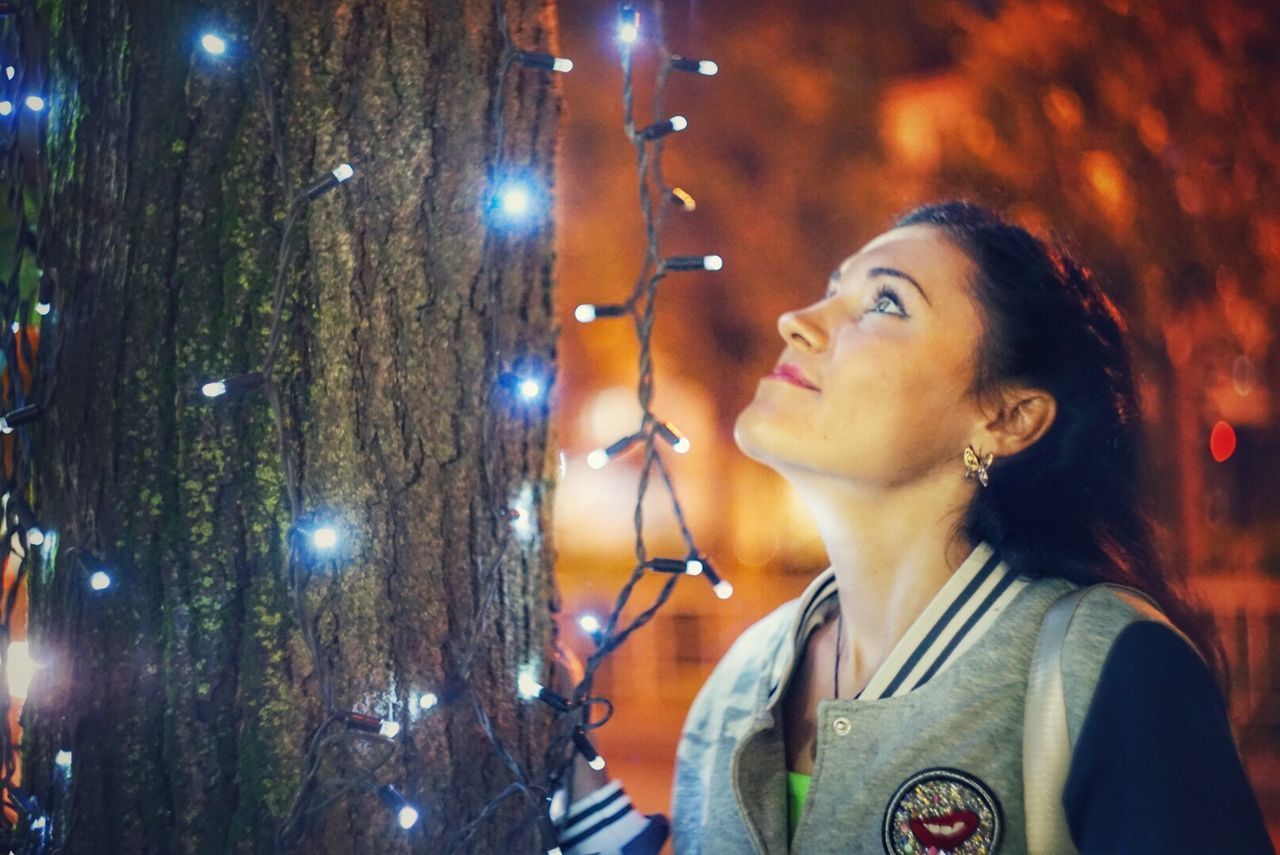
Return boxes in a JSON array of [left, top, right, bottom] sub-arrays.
[[980, 388, 1057, 459]]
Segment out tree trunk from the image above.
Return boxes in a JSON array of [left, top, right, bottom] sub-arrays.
[[24, 0, 561, 851]]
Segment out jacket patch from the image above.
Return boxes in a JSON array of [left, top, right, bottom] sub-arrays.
[[882, 767, 1003, 854]]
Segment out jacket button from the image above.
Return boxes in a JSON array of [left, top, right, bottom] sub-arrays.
[[832, 716, 851, 736]]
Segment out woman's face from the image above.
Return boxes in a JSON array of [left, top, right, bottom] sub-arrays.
[[734, 224, 989, 488]]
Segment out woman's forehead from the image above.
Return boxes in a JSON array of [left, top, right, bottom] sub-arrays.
[[836, 224, 971, 283]]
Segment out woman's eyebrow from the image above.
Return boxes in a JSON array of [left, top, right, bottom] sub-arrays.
[[826, 265, 933, 307], [869, 266, 932, 306]]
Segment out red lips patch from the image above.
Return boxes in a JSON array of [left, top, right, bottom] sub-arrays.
[[882, 768, 1002, 854]]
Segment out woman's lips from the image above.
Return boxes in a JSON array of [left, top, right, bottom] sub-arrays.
[[765, 363, 819, 391]]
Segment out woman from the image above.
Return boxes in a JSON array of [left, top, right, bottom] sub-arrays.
[[555, 202, 1272, 853]]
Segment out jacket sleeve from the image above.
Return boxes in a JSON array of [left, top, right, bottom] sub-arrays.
[[1062, 620, 1274, 854], [556, 780, 669, 855]]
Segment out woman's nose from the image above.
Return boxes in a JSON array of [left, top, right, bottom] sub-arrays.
[[777, 307, 826, 351]]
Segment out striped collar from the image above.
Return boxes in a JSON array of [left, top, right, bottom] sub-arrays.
[[768, 541, 1028, 704]]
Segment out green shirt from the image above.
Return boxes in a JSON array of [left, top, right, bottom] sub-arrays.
[[787, 771, 811, 841]]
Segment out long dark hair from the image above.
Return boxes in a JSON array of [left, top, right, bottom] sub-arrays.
[[895, 201, 1226, 686]]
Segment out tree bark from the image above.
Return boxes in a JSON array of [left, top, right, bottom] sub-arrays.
[[24, 0, 561, 851]]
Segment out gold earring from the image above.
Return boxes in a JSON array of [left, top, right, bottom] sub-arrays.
[[963, 446, 995, 488]]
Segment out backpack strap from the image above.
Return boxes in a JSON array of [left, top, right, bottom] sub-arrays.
[[1022, 583, 1167, 853]]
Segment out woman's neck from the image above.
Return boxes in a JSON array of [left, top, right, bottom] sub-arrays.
[[789, 470, 975, 684]]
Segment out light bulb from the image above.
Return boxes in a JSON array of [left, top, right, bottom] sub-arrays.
[[89, 570, 112, 591], [418, 691, 439, 711], [578, 614, 601, 634], [397, 805, 420, 829], [55, 750, 72, 768], [201, 381, 227, 398], [0, 101, 12, 116], [586, 449, 609, 470], [517, 671, 543, 700], [714, 580, 734, 600], [311, 526, 338, 550], [200, 33, 228, 55], [24, 95, 45, 112]]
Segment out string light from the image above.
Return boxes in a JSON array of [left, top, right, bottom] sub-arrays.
[[12, 500, 44, 546], [417, 691, 439, 711], [498, 366, 550, 404], [517, 668, 572, 712], [0, 403, 39, 433], [573, 303, 628, 323], [669, 187, 697, 211], [88, 570, 112, 592], [0, 101, 11, 116], [302, 162, 355, 200], [199, 371, 263, 399], [670, 56, 718, 76], [54, 750, 71, 769], [344, 712, 400, 739], [656, 420, 691, 454], [648, 557, 705, 576], [577, 614, 601, 635], [637, 115, 687, 141], [378, 784, 421, 830], [617, 4, 639, 44], [572, 727, 606, 771], [200, 33, 228, 56], [665, 254, 723, 272], [4, 66, 12, 79], [587, 433, 642, 469], [516, 51, 574, 73], [24, 95, 45, 112], [309, 525, 339, 551]]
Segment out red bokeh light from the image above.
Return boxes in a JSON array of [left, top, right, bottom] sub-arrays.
[[1210, 420, 1237, 463]]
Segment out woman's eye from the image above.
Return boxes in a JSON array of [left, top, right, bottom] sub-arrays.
[[870, 289, 906, 316]]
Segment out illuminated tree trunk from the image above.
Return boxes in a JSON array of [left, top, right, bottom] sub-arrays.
[[22, 0, 561, 851]]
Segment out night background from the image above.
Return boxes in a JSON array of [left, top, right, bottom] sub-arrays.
[[551, 0, 1280, 848]]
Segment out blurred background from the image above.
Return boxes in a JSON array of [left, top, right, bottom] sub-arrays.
[[550, 0, 1280, 845]]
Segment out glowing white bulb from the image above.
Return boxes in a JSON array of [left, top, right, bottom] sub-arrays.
[[27, 527, 44, 546], [697, 60, 718, 75], [574, 304, 597, 323], [684, 559, 704, 577], [6, 641, 38, 700], [4, 67, 13, 80], [552, 57, 574, 72], [713, 580, 734, 600], [201, 33, 228, 56], [397, 805, 420, 829], [0, 101, 11, 116], [418, 691, 439, 711], [619, 21, 639, 43], [517, 670, 543, 700], [35, 301, 50, 316], [586, 449, 609, 470], [332, 163, 354, 182], [703, 255, 723, 271], [379, 720, 401, 739], [673, 437, 691, 454], [588, 755, 607, 771], [31, 816, 47, 831], [201, 381, 227, 398], [578, 614, 601, 634], [518, 378, 541, 400], [89, 570, 112, 591], [502, 186, 531, 216], [311, 526, 338, 550], [670, 115, 688, 132], [25, 95, 45, 112], [54, 750, 72, 768], [10, 321, 18, 333]]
